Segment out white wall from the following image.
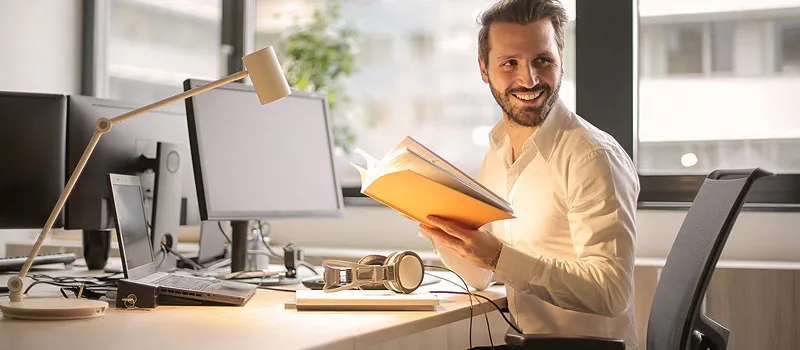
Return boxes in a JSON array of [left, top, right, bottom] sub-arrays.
[[638, 78, 800, 142], [0, 0, 82, 94], [0, 0, 83, 256], [267, 207, 800, 263]]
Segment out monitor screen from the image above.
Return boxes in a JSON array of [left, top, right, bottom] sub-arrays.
[[184, 80, 343, 220], [66, 95, 201, 230], [0, 91, 66, 229], [109, 176, 154, 272]]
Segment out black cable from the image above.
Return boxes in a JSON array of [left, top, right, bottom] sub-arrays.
[[425, 272, 494, 347], [431, 290, 522, 334], [258, 286, 297, 292], [299, 262, 319, 275], [217, 221, 232, 243], [258, 220, 272, 237], [158, 243, 168, 266], [424, 265, 474, 349], [260, 238, 284, 259], [23, 280, 115, 300], [162, 242, 204, 270], [24, 280, 79, 294], [28, 274, 117, 288], [255, 221, 285, 260]]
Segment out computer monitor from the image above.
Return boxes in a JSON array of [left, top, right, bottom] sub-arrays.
[[65, 95, 201, 238], [183, 79, 343, 272], [0, 91, 67, 229]]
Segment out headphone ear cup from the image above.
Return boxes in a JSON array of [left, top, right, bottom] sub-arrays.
[[358, 254, 388, 266], [382, 252, 402, 291], [356, 254, 388, 290], [385, 251, 423, 294]]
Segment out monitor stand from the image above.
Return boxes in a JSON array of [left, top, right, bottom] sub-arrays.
[[229, 221, 300, 286], [149, 142, 184, 271], [230, 220, 249, 272]]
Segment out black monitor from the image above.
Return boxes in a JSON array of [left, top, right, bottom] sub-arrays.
[[65, 95, 201, 241], [0, 91, 67, 229], [183, 79, 343, 272]]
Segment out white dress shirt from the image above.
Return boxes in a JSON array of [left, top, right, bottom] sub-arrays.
[[433, 99, 640, 349]]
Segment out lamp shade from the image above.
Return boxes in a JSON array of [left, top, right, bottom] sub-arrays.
[[242, 46, 292, 105]]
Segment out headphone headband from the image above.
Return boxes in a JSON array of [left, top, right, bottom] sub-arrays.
[[321, 251, 424, 294]]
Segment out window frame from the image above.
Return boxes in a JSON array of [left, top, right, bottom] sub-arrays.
[[580, 0, 800, 210], [81, 0, 240, 97], [82, 0, 800, 210], [775, 18, 800, 75]]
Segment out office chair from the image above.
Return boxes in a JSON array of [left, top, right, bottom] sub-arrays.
[[505, 168, 773, 350]]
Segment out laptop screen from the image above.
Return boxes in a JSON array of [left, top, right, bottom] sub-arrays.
[[112, 181, 154, 270]]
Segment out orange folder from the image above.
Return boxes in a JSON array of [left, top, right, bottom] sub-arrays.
[[364, 170, 514, 229], [353, 136, 514, 229]]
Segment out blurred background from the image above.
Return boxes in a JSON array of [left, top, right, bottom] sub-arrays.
[[88, 0, 800, 187]]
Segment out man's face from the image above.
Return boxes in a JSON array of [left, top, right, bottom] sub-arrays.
[[480, 19, 563, 127]]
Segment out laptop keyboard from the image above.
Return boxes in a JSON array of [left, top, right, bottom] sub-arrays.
[[154, 275, 217, 290]]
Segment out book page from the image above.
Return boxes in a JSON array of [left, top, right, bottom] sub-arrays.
[[375, 148, 512, 213], [390, 136, 512, 211], [354, 148, 379, 171]]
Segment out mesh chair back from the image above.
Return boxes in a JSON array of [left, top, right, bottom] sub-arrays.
[[646, 168, 772, 350]]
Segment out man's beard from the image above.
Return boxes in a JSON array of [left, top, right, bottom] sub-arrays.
[[489, 78, 561, 127]]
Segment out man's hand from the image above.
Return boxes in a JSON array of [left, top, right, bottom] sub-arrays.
[[419, 216, 503, 271]]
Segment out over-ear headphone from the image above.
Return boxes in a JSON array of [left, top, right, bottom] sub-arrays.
[[321, 251, 424, 294]]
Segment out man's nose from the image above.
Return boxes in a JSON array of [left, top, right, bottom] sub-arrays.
[[516, 63, 539, 88]]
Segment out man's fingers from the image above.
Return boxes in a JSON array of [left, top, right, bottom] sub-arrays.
[[420, 225, 462, 250]]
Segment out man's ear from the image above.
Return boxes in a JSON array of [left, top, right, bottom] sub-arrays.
[[479, 57, 489, 83]]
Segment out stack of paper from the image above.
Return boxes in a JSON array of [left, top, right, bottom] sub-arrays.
[[291, 290, 440, 311]]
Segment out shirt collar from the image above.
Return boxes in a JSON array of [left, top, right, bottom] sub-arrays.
[[488, 98, 569, 163]]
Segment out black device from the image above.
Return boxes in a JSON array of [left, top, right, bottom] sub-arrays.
[[107, 173, 256, 306], [183, 79, 344, 273], [0, 252, 77, 272], [66, 95, 202, 269], [0, 91, 67, 229], [149, 142, 185, 271], [116, 278, 159, 309]]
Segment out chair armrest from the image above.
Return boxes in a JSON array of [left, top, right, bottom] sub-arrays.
[[505, 333, 625, 350]]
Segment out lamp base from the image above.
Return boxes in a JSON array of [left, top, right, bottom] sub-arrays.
[[0, 297, 108, 320]]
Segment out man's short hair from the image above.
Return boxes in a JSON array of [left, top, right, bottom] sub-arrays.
[[478, 0, 569, 65]]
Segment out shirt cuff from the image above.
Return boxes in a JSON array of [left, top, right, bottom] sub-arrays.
[[493, 243, 537, 289]]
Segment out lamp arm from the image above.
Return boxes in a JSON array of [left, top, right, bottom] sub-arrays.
[[110, 70, 248, 125], [7, 127, 105, 302], [6, 70, 250, 302]]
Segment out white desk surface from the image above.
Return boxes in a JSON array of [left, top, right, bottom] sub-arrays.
[[0, 264, 507, 350]]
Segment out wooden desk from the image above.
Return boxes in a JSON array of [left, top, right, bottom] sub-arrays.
[[0, 266, 509, 350]]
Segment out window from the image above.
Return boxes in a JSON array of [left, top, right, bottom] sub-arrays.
[[89, 0, 223, 104], [666, 24, 704, 75], [640, 21, 735, 78], [638, 5, 800, 176], [254, 0, 577, 188], [777, 20, 800, 74], [711, 22, 735, 72]]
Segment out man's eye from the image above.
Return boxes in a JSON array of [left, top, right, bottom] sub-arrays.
[[534, 57, 551, 65], [502, 60, 517, 67]]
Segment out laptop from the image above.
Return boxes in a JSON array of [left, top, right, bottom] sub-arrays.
[[107, 173, 256, 306]]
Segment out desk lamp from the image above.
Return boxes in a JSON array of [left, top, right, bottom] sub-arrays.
[[0, 46, 291, 320]]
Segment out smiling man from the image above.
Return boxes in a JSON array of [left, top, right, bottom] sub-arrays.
[[418, 0, 641, 349]]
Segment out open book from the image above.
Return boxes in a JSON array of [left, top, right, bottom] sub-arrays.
[[352, 136, 514, 229]]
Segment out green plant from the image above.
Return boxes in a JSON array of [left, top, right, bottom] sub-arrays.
[[279, 3, 359, 153]]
